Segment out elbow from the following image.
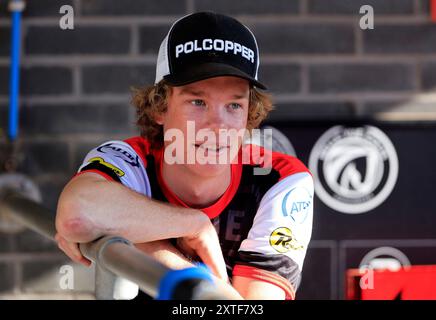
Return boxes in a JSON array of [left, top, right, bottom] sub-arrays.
[[55, 187, 96, 243], [56, 215, 90, 243]]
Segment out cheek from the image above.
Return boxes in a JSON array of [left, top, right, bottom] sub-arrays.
[[162, 104, 189, 130], [231, 110, 249, 129]]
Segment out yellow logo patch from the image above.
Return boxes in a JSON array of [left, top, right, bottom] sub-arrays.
[[89, 157, 125, 177], [269, 227, 303, 253]]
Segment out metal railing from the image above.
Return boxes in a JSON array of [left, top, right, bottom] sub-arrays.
[[0, 190, 237, 300]]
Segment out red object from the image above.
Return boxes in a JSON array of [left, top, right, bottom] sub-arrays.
[[432, 0, 436, 22], [346, 265, 436, 300]]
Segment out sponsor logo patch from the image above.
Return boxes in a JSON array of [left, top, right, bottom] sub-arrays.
[[269, 227, 303, 253], [282, 187, 312, 224], [97, 143, 140, 167], [89, 157, 125, 177]]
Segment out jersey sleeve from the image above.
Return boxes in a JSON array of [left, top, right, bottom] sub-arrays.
[[75, 140, 152, 197], [233, 171, 314, 299]]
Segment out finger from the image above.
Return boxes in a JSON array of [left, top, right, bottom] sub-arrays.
[[57, 240, 81, 264], [58, 236, 92, 267], [57, 237, 80, 263], [195, 243, 228, 282], [67, 242, 92, 267], [176, 239, 196, 258]]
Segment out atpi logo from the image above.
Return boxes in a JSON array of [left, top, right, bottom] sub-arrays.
[[309, 126, 399, 214], [281, 187, 312, 224]]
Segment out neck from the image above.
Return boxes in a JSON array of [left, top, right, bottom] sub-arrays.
[[162, 162, 231, 208]]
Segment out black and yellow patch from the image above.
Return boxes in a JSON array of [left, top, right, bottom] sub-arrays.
[[79, 157, 125, 182], [269, 227, 303, 253], [89, 157, 125, 176]]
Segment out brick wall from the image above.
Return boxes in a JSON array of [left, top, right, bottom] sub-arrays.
[[0, 0, 434, 299]]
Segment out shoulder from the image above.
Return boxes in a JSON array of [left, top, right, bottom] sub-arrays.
[[76, 136, 153, 196], [90, 136, 153, 168], [240, 143, 311, 182]]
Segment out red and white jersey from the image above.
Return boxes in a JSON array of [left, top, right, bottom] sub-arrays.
[[76, 136, 314, 299]]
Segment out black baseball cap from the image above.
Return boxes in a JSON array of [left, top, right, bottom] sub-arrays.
[[155, 12, 266, 89]]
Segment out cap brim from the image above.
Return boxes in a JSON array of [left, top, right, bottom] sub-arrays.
[[163, 62, 267, 90]]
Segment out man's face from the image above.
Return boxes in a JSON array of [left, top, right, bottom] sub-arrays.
[[158, 76, 250, 177]]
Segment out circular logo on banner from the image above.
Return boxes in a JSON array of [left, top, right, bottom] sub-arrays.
[[309, 126, 399, 214], [359, 247, 411, 271], [269, 227, 303, 253]]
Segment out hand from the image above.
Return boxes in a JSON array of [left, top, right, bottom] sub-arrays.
[[176, 219, 229, 283], [55, 233, 92, 267]]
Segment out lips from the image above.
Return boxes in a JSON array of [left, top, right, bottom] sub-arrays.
[[193, 144, 230, 157], [194, 143, 229, 151]]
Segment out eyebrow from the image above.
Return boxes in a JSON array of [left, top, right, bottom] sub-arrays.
[[179, 88, 249, 99], [179, 88, 206, 96]]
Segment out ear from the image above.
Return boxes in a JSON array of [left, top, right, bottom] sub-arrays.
[[154, 112, 164, 125]]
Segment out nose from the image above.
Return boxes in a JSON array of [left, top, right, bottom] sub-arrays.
[[205, 104, 228, 132]]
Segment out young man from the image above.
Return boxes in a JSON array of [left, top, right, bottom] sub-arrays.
[[55, 12, 313, 300]]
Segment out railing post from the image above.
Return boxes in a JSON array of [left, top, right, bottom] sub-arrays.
[[94, 264, 139, 300], [80, 236, 139, 300]]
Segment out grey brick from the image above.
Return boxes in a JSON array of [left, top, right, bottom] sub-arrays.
[[0, 67, 8, 94], [258, 64, 301, 94], [0, 234, 13, 253], [0, 140, 8, 168], [72, 142, 102, 172], [266, 101, 356, 122], [21, 67, 72, 96], [364, 25, 436, 54], [22, 260, 95, 293], [21, 257, 68, 292], [24, 0, 74, 17], [0, 27, 10, 56], [81, 0, 186, 16], [251, 23, 355, 54], [418, 0, 431, 14], [82, 65, 155, 94], [17, 141, 70, 175], [0, 105, 6, 125], [194, 0, 300, 15], [0, 105, 8, 127], [139, 25, 171, 54], [0, 0, 8, 17], [15, 230, 58, 253], [422, 62, 436, 90], [0, 262, 14, 292], [25, 26, 131, 55], [308, 0, 415, 14], [20, 104, 133, 135], [309, 63, 415, 93], [37, 177, 71, 212], [360, 101, 436, 118]]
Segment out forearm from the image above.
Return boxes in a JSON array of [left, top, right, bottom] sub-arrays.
[[136, 240, 243, 300], [56, 174, 207, 243], [135, 240, 195, 270]]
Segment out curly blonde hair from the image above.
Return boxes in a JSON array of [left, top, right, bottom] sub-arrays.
[[131, 80, 273, 149]]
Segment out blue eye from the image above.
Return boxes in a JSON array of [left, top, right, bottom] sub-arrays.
[[191, 99, 206, 107], [228, 103, 242, 110]]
